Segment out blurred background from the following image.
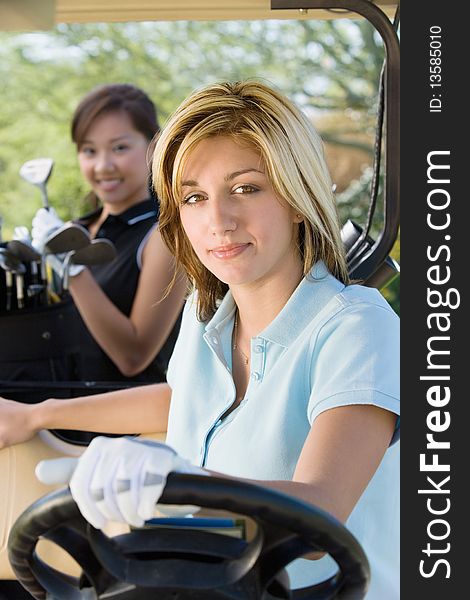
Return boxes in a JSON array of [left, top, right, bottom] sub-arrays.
[[0, 17, 399, 311]]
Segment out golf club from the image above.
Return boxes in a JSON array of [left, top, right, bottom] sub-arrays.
[[40, 222, 91, 302], [12, 261, 26, 309], [0, 248, 26, 309], [62, 238, 117, 291], [8, 238, 41, 284], [19, 158, 54, 210], [0, 248, 13, 310], [27, 283, 46, 307], [43, 222, 90, 255]]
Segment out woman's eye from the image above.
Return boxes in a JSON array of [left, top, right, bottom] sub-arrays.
[[80, 147, 95, 157], [232, 184, 258, 194], [182, 193, 205, 205], [113, 144, 129, 153]]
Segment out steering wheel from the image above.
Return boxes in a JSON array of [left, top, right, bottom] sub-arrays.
[[8, 473, 369, 600]]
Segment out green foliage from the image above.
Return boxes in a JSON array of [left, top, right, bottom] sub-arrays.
[[0, 18, 398, 310]]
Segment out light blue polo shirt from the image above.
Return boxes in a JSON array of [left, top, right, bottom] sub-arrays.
[[166, 261, 399, 598]]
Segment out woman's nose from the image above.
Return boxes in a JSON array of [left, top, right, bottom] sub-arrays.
[[208, 200, 237, 236], [94, 151, 114, 172]]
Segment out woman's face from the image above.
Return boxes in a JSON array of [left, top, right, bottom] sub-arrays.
[[77, 110, 150, 212], [179, 135, 303, 291]]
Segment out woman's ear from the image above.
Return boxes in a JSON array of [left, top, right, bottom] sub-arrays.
[[293, 212, 304, 223]]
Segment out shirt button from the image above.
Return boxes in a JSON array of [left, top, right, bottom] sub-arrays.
[[211, 336, 218, 344], [251, 371, 261, 381], [254, 344, 264, 354]]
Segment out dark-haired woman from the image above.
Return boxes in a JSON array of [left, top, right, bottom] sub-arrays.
[[32, 84, 186, 383]]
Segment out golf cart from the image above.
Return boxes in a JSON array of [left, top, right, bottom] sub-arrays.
[[1, 1, 399, 598]]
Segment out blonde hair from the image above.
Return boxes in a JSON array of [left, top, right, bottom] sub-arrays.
[[152, 80, 348, 321]]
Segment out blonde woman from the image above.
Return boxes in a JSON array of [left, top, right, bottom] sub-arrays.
[[0, 81, 399, 598]]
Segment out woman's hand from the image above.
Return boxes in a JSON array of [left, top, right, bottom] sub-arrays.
[[52, 436, 208, 529], [0, 397, 40, 449], [31, 207, 64, 252]]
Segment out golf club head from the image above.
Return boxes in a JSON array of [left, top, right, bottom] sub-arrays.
[[62, 239, 117, 292], [19, 158, 54, 209], [19, 158, 54, 187], [7, 239, 41, 262], [0, 247, 11, 271], [0, 248, 26, 273], [71, 238, 117, 266], [44, 223, 90, 254]]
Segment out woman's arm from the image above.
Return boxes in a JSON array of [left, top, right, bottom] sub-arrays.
[[69, 227, 187, 376], [250, 404, 397, 524], [213, 404, 397, 560], [55, 401, 396, 549], [0, 383, 171, 450]]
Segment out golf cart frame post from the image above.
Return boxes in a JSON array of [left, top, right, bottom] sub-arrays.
[[272, 0, 400, 282]]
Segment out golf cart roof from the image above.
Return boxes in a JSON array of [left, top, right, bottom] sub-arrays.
[[3, 1, 398, 31]]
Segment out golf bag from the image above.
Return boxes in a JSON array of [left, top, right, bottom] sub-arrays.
[[0, 237, 152, 444], [1, 240, 80, 396]]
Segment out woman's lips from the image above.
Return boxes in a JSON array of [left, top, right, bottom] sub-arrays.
[[97, 178, 121, 191], [210, 243, 249, 259]]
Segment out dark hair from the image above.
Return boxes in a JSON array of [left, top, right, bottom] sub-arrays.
[[71, 83, 160, 146]]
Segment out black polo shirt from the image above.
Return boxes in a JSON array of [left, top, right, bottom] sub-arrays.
[[77, 199, 158, 315], [73, 198, 180, 384]]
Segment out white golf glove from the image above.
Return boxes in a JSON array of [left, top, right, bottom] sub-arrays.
[[12, 226, 31, 241], [37, 436, 208, 529], [32, 207, 64, 252]]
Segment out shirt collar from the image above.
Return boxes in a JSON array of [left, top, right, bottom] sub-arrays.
[[205, 261, 345, 348], [204, 292, 237, 334], [76, 198, 158, 228]]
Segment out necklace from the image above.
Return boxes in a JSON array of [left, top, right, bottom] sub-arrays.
[[232, 311, 249, 366]]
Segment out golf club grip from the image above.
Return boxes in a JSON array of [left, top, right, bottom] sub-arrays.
[[16, 275, 24, 308]]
